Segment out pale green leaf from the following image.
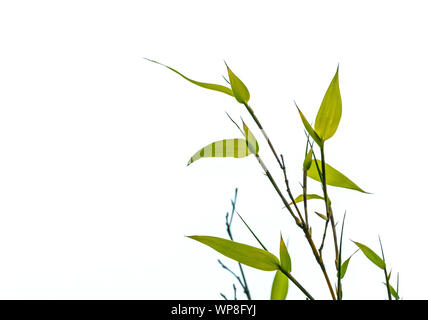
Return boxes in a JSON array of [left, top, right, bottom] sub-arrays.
[[279, 235, 291, 273], [296, 106, 323, 147], [315, 212, 328, 220], [187, 139, 252, 166], [145, 58, 234, 97], [303, 149, 313, 171], [188, 235, 279, 271], [243, 121, 259, 154], [226, 64, 250, 104], [353, 241, 386, 269], [290, 194, 324, 205], [270, 270, 289, 300], [307, 160, 367, 193], [315, 67, 342, 140]]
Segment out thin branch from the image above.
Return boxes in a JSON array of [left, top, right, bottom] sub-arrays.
[[235, 211, 268, 251], [281, 154, 305, 225], [379, 236, 392, 300], [218, 259, 245, 289], [319, 146, 340, 269], [238, 103, 335, 299], [337, 211, 347, 300], [223, 188, 251, 300], [254, 153, 336, 300]]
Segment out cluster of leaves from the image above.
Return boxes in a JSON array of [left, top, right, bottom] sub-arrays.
[[147, 58, 400, 300]]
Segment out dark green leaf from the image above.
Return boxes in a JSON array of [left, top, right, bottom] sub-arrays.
[[315, 67, 342, 140], [188, 235, 279, 271], [307, 160, 367, 193], [270, 270, 289, 300]]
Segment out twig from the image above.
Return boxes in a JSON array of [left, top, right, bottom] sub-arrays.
[[236, 208, 315, 300], [218, 259, 245, 290], [379, 236, 392, 300], [254, 153, 336, 300], [239, 103, 335, 299], [320, 146, 340, 269], [223, 189, 251, 300]]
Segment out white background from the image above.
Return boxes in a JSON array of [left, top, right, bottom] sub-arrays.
[[0, 0, 427, 300]]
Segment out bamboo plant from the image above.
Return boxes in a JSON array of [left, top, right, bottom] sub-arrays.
[[146, 58, 400, 300]]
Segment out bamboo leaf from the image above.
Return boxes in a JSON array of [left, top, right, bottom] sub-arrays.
[[338, 256, 352, 279], [353, 241, 386, 269], [270, 270, 289, 300], [187, 138, 252, 166], [188, 235, 279, 271], [315, 67, 342, 140], [243, 121, 259, 154], [315, 212, 328, 220], [145, 58, 234, 97], [226, 64, 250, 104], [307, 160, 367, 193], [290, 194, 324, 205], [303, 149, 313, 171], [383, 283, 400, 300], [279, 235, 291, 273], [296, 105, 323, 147]]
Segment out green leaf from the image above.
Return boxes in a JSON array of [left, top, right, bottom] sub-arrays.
[[307, 160, 367, 193], [270, 270, 289, 300], [315, 212, 328, 220], [243, 121, 259, 154], [315, 67, 342, 140], [296, 105, 323, 147], [353, 241, 386, 269], [338, 256, 352, 279], [188, 235, 279, 271], [303, 149, 313, 171], [290, 194, 324, 205], [279, 235, 291, 273], [145, 58, 234, 97], [187, 138, 252, 166], [226, 64, 250, 104], [384, 283, 400, 300]]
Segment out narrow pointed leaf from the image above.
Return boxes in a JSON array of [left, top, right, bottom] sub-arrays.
[[338, 256, 352, 279], [296, 106, 323, 147], [307, 160, 367, 193], [303, 149, 313, 171], [315, 67, 342, 140], [290, 194, 324, 205], [315, 211, 328, 220], [188, 235, 279, 271], [226, 64, 250, 104], [187, 138, 252, 166], [145, 58, 234, 97], [243, 121, 259, 154], [384, 283, 399, 300], [353, 241, 386, 269], [279, 235, 291, 272], [270, 270, 289, 300]]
